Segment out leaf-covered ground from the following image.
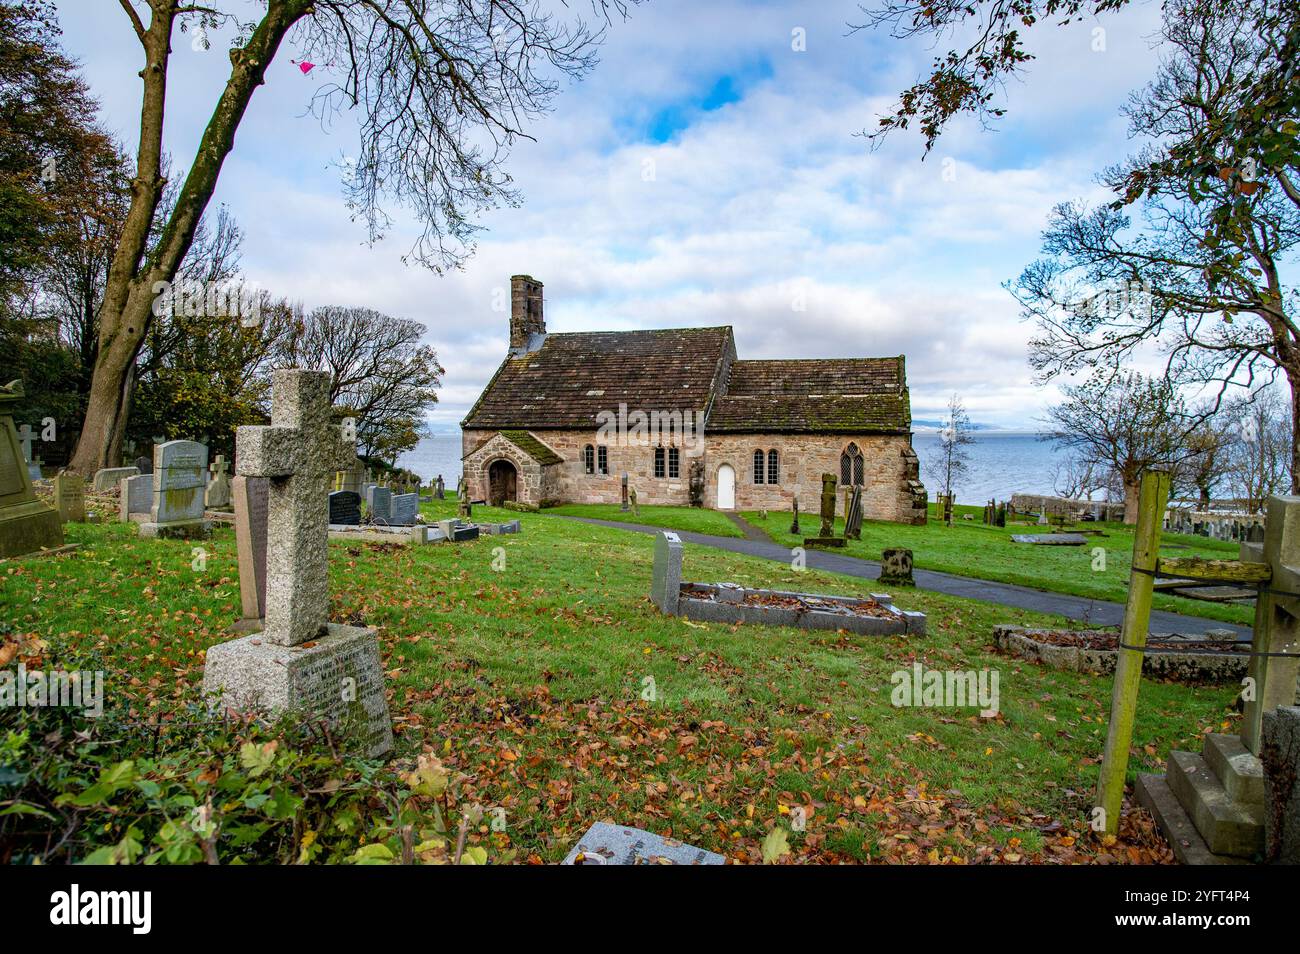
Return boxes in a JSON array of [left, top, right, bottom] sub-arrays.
[[1, 498, 1242, 863]]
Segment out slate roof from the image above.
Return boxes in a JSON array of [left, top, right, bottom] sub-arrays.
[[461, 327, 734, 429], [499, 430, 563, 465], [707, 358, 911, 434], [462, 329, 912, 436]]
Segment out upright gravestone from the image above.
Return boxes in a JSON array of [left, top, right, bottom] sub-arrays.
[[651, 531, 684, 615], [434, 475, 445, 500], [53, 473, 85, 523], [329, 490, 362, 525], [0, 381, 64, 558], [804, 473, 845, 548], [790, 497, 800, 535], [340, 459, 363, 495], [134, 455, 153, 476], [390, 492, 418, 526], [368, 486, 392, 523], [93, 466, 138, 492], [844, 485, 863, 540], [879, 548, 915, 587], [203, 369, 392, 757], [232, 475, 269, 632], [457, 476, 472, 520], [119, 474, 153, 522], [620, 473, 630, 513], [205, 455, 232, 510], [139, 440, 211, 538]]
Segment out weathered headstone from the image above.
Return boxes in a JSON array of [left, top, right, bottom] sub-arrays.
[[819, 473, 836, 537], [205, 454, 232, 510], [879, 547, 915, 587], [456, 476, 471, 520], [390, 492, 418, 526], [203, 369, 392, 757], [434, 474, 445, 500], [0, 381, 64, 558], [844, 484, 863, 540], [93, 466, 139, 492], [133, 455, 153, 476], [53, 473, 85, 523], [329, 490, 362, 525], [651, 531, 684, 614], [620, 472, 630, 513], [368, 486, 392, 523], [139, 440, 211, 538], [119, 474, 153, 521], [628, 485, 639, 517], [562, 822, 725, 865], [232, 475, 269, 632], [790, 497, 800, 535]]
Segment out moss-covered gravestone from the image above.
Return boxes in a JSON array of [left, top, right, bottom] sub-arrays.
[[0, 381, 64, 559]]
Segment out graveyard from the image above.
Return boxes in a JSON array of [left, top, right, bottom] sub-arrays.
[[4, 0, 1299, 895], [2, 488, 1235, 864]]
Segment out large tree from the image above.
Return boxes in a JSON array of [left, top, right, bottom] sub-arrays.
[[273, 304, 442, 461], [1045, 372, 1190, 522], [1010, 0, 1300, 490], [68, 0, 624, 475]]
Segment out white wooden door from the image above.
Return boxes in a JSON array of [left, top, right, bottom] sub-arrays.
[[717, 464, 735, 510]]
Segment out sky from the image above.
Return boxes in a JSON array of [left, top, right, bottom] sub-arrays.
[[58, 0, 1173, 433]]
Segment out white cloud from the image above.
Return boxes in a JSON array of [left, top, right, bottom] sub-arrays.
[[61, 0, 1170, 433]]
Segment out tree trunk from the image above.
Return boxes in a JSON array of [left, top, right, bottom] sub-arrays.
[[65, 0, 312, 475], [1123, 475, 1141, 524]]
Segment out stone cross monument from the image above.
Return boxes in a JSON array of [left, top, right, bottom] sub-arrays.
[[203, 370, 392, 756]]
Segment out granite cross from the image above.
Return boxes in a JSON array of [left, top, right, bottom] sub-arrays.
[[211, 454, 229, 482], [236, 370, 354, 647]]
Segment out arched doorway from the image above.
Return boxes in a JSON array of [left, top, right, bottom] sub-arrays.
[[717, 463, 735, 510], [488, 459, 518, 506]]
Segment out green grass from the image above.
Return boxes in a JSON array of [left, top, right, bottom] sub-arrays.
[[529, 499, 1250, 624], [1, 510, 1233, 863], [542, 501, 744, 538], [737, 501, 1252, 626]]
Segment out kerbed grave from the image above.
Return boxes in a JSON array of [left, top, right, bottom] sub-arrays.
[[651, 531, 924, 636]]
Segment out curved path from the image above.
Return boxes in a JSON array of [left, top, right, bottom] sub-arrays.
[[556, 515, 1251, 640]]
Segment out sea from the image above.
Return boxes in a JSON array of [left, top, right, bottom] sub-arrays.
[[398, 430, 1062, 506]]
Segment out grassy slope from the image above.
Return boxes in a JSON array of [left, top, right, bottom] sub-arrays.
[[1, 504, 1230, 863]]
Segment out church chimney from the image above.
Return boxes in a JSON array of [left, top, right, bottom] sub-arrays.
[[509, 275, 545, 350]]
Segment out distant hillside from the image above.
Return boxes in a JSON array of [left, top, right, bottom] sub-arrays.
[[911, 420, 1002, 431]]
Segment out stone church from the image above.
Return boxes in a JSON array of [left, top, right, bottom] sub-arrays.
[[461, 275, 927, 524]]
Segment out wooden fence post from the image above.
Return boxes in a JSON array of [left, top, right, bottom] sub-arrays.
[[1094, 469, 1170, 836]]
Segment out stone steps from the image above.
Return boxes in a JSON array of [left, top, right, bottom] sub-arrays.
[[1165, 749, 1264, 858], [1202, 733, 1265, 806], [1135, 773, 1250, 865]]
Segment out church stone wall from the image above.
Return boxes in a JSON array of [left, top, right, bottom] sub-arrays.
[[703, 433, 924, 524], [462, 428, 926, 523]]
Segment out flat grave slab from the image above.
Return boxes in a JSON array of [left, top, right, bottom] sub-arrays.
[[1010, 533, 1089, 546], [561, 822, 725, 865]]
